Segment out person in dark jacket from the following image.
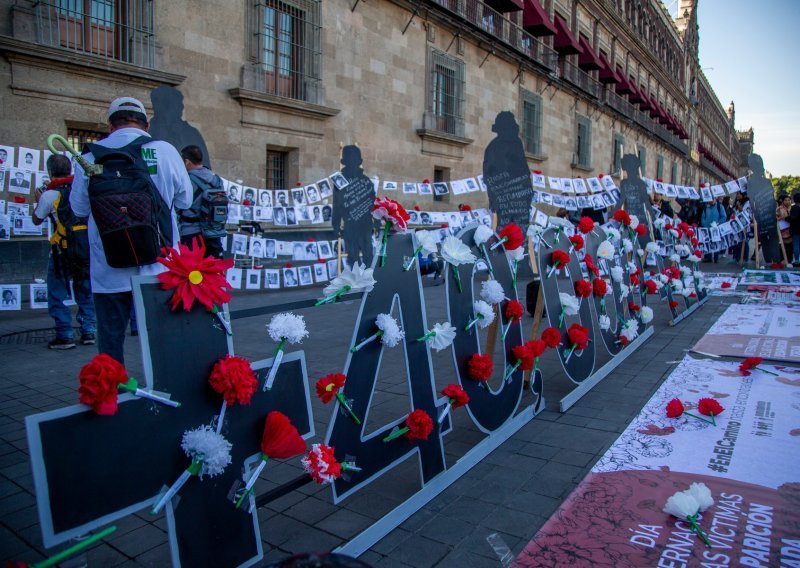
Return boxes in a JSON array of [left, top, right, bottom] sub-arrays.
[[789, 193, 800, 265]]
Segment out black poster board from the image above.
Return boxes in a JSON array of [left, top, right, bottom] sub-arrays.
[[619, 154, 650, 226], [332, 145, 376, 268], [747, 154, 777, 236]]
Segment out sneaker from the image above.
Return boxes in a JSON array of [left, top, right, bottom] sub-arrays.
[[130, 329, 139, 337], [81, 333, 96, 345], [49, 337, 76, 350]]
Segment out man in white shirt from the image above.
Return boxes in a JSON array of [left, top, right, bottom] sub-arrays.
[[71, 96, 192, 363]]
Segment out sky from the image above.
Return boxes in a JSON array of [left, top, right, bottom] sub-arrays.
[[673, 0, 800, 176]]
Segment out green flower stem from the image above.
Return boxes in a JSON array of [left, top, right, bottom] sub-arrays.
[[465, 313, 484, 331], [503, 360, 521, 382], [687, 514, 712, 547], [490, 236, 507, 251], [554, 227, 562, 243], [383, 426, 410, 442], [380, 222, 392, 267], [403, 245, 424, 271], [709, 411, 716, 427], [263, 341, 285, 391], [558, 307, 565, 328], [33, 525, 118, 568], [351, 330, 383, 352], [236, 455, 269, 509], [547, 261, 560, 278], [211, 304, 233, 335], [315, 284, 352, 306], [341, 462, 362, 473], [452, 264, 463, 293], [600, 298, 606, 314], [336, 392, 361, 425], [684, 411, 714, 425], [416, 330, 437, 342]]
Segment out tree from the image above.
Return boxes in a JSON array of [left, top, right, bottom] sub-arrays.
[[771, 176, 800, 199]]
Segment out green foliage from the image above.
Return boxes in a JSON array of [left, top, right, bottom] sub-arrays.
[[771, 176, 800, 199]]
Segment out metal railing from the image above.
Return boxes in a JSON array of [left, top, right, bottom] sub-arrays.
[[34, 0, 155, 68], [604, 89, 688, 156], [427, 0, 558, 71], [561, 60, 601, 99]]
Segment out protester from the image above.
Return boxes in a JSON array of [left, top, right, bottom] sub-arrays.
[[777, 193, 792, 252], [71, 96, 192, 364], [178, 145, 227, 258], [789, 193, 800, 265], [652, 193, 674, 218], [700, 198, 725, 262], [32, 154, 96, 349]]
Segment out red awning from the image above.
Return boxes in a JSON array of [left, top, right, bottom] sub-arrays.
[[614, 67, 633, 94], [577, 36, 602, 71], [597, 52, 620, 84], [627, 79, 644, 104], [522, 0, 556, 36], [484, 0, 524, 13], [552, 14, 583, 56], [649, 98, 661, 118], [638, 90, 653, 111]]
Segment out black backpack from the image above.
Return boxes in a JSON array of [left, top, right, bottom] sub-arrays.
[[86, 136, 173, 268], [51, 182, 90, 282], [186, 171, 228, 239]]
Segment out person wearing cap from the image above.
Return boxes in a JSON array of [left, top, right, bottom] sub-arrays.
[[70, 96, 192, 364]]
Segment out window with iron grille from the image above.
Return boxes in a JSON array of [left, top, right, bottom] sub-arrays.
[[244, 0, 321, 104], [67, 127, 107, 152], [266, 149, 288, 190], [521, 90, 542, 155], [575, 115, 592, 168], [611, 133, 624, 174], [34, 0, 155, 68], [424, 49, 465, 137], [656, 154, 664, 179], [670, 160, 678, 184], [637, 144, 647, 176]]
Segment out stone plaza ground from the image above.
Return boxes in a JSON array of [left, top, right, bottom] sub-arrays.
[[0, 267, 735, 567]]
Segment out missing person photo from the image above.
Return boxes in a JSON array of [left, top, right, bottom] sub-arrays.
[[540, 192, 553, 205], [292, 242, 306, 261], [383, 181, 398, 191], [0, 285, 21, 311], [433, 182, 449, 196], [297, 205, 310, 222], [246, 269, 261, 289], [565, 197, 577, 211], [305, 184, 320, 203], [729, 219, 743, 234], [227, 182, 242, 204], [17, 148, 40, 172], [552, 195, 565, 207], [291, 188, 307, 206], [30, 283, 48, 309], [601, 192, 615, 206], [330, 172, 349, 190], [687, 187, 700, 199], [242, 187, 256, 205], [465, 178, 479, 192], [304, 242, 318, 259], [286, 207, 298, 225], [254, 206, 273, 222], [420, 211, 432, 225], [577, 196, 589, 209], [710, 226, 721, 242], [241, 206, 254, 222], [231, 233, 248, 255], [326, 259, 338, 279], [588, 178, 603, 192], [275, 190, 290, 208], [700, 187, 712, 202], [283, 267, 299, 287], [0, 214, 10, 241], [310, 205, 323, 224], [408, 211, 419, 224], [258, 190, 273, 207], [317, 240, 333, 259], [0, 146, 15, 170], [226, 268, 243, 289], [610, 188, 621, 201], [531, 191, 541, 204], [317, 179, 333, 198], [298, 266, 313, 286], [313, 263, 328, 283], [249, 237, 266, 258], [402, 182, 417, 194], [676, 186, 689, 199], [263, 239, 277, 259], [696, 227, 710, 243], [273, 206, 287, 226], [35, 172, 51, 190], [265, 269, 280, 289], [8, 168, 31, 194], [418, 181, 433, 195], [226, 204, 242, 224]]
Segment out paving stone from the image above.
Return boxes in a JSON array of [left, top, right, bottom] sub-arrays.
[[480, 507, 545, 540], [108, 524, 166, 559], [315, 508, 374, 540], [283, 496, 339, 525], [417, 513, 473, 546], [389, 534, 450, 567]]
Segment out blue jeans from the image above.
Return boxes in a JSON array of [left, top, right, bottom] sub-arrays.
[[94, 291, 133, 365], [47, 256, 95, 340]]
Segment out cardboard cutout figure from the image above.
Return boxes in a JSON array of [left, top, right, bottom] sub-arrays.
[[332, 146, 376, 268], [149, 86, 211, 168], [483, 112, 534, 234], [619, 154, 650, 228], [746, 154, 780, 262]]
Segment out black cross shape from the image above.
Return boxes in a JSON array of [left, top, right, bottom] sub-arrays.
[[26, 276, 313, 567]]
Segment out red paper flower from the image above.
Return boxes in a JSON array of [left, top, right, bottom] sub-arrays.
[[613, 210, 631, 226], [689, 292, 698, 298], [721, 282, 732, 289], [13, 196, 26, 204], [467, 353, 493, 382], [285, 262, 294, 268], [441, 223, 449, 228], [505, 299, 524, 322], [498, 223, 524, 250], [422, 178, 430, 184], [629, 302, 641, 312], [316, 373, 347, 403], [697, 398, 725, 417], [78, 354, 128, 415], [533, 170, 543, 174], [630, 274, 640, 287], [404, 409, 434, 441], [527, 339, 547, 358], [541, 327, 561, 348], [551, 250, 571, 268], [260, 411, 306, 459], [691, 237, 699, 247], [739, 357, 763, 376], [442, 384, 469, 409], [577, 217, 595, 234], [574, 279, 592, 298], [568, 234, 584, 251], [666, 398, 685, 418], [618, 335, 629, 346], [567, 323, 589, 350], [303, 443, 342, 484], [687, 229, 695, 238], [634, 224, 647, 237], [663, 266, 681, 280], [592, 278, 608, 297], [770, 262, 785, 269], [584, 254, 600, 278], [372, 197, 410, 231], [459, 203, 472, 211], [669, 301, 679, 310], [209, 355, 257, 406], [512, 344, 535, 371], [242, 199, 252, 206], [679, 222, 689, 232], [645, 280, 658, 294], [414, 205, 421, 211], [157, 237, 233, 312]]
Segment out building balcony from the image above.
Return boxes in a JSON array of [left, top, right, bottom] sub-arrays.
[[604, 90, 688, 156], [700, 155, 726, 181], [560, 59, 601, 99]]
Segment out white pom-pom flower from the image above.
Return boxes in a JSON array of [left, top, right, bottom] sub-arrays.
[[627, 261, 638, 273], [681, 288, 693, 298], [654, 217, 667, 229], [620, 319, 639, 342], [267, 312, 308, 344], [687, 482, 714, 512], [181, 425, 232, 478], [597, 240, 615, 260], [669, 228, 680, 239], [415, 230, 439, 256], [426, 322, 457, 351], [473, 224, 494, 247], [619, 283, 630, 298], [640, 306, 654, 324], [611, 266, 624, 282], [658, 274, 670, 284], [441, 236, 477, 266], [680, 266, 693, 277], [323, 263, 376, 297], [669, 253, 681, 263], [622, 239, 634, 253], [527, 225, 544, 239], [559, 292, 580, 316], [598, 315, 611, 330], [481, 279, 506, 304], [604, 227, 621, 241], [471, 300, 496, 329], [664, 490, 700, 519], [507, 246, 525, 261], [376, 313, 404, 347], [688, 254, 702, 263], [645, 242, 659, 254], [673, 280, 684, 292], [629, 215, 640, 230]]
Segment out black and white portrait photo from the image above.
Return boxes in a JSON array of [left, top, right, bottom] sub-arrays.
[[265, 269, 280, 289], [258, 190, 273, 207], [231, 233, 248, 255], [317, 178, 333, 199], [0, 285, 21, 311], [383, 181, 398, 191], [305, 184, 320, 203], [8, 168, 31, 194], [226, 268, 242, 289], [310, 205, 323, 224], [17, 148, 40, 172], [283, 267, 299, 287], [313, 263, 328, 283], [0, 146, 15, 170], [286, 207, 298, 226], [298, 266, 313, 286], [273, 206, 287, 226], [330, 172, 349, 190], [317, 240, 333, 259], [30, 283, 48, 309], [249, 237, 266, 258], [227, 182, 241, 204], [264, 239, 277, 259], [246, 269, 261, 290], [402, 182, 417, 194], [291, 188, 307, 206], [433, 182, 449, 196]]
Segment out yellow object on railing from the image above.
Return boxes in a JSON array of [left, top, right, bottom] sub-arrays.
[[46, 134, 103, 176]]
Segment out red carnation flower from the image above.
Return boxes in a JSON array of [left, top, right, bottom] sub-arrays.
[[739, 357, 763, 376], [441, 223, 449, 229], [541, 327, 561, 348], [630, 274, 640, 287], [526, 339, 547, 358], [567, 323, 589, 350], [568, 234, 584, 251], [598, 173, 605, 178], [629, 302, 641, 312], [577, 217, 595, 234], [533, 169, 543, 174], [669, 301, 679, 310], [697, 398, 725, 417], [721, 281, 732, 289], [498, 223, 524, 250], [78, 354, 128, 415], [618, 335, 629, 346], [634, 224, 647, 237], [689, 292, 698, 298], [316, 373, 347, 404], [645, 280, 658, 294], [505, 299, 524, 322], [157, 237, 234, 312], [613, 210, 631, 226], [666, 398, 685, 418], [770, 262, 785, 269], [422, 178, 430, 184], [404, 409, 434, 441], [373, 197, 410, 232], [584, 254, 600, 278], [574, 279, 592, 298], [442, 384, 469, 409], [242, 199, 252, 206], [467, 353, 493, 382], [512, 344, 535, 371], [665, 223, 674, 231], [285, 262, 293, 268], [459, 203, 472, 211], [592, 278, 607, 297], [296, 182, 303, 187], [209, 355, 257, 406], [414, 205, 421, 211], [687, 229, 695, 238], [551, 249, 571, 268], [261, 411, 306, 459], [691, 237, 699, 247]]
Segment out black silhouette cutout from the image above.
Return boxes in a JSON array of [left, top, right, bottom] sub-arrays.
[[619, 154, 649, 229], [332, 145, 376, 268], [483, 112, 534, 234], [149, 86, 211, 168]]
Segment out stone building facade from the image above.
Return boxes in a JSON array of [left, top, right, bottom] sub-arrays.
[[0, 0, 745, 215]]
